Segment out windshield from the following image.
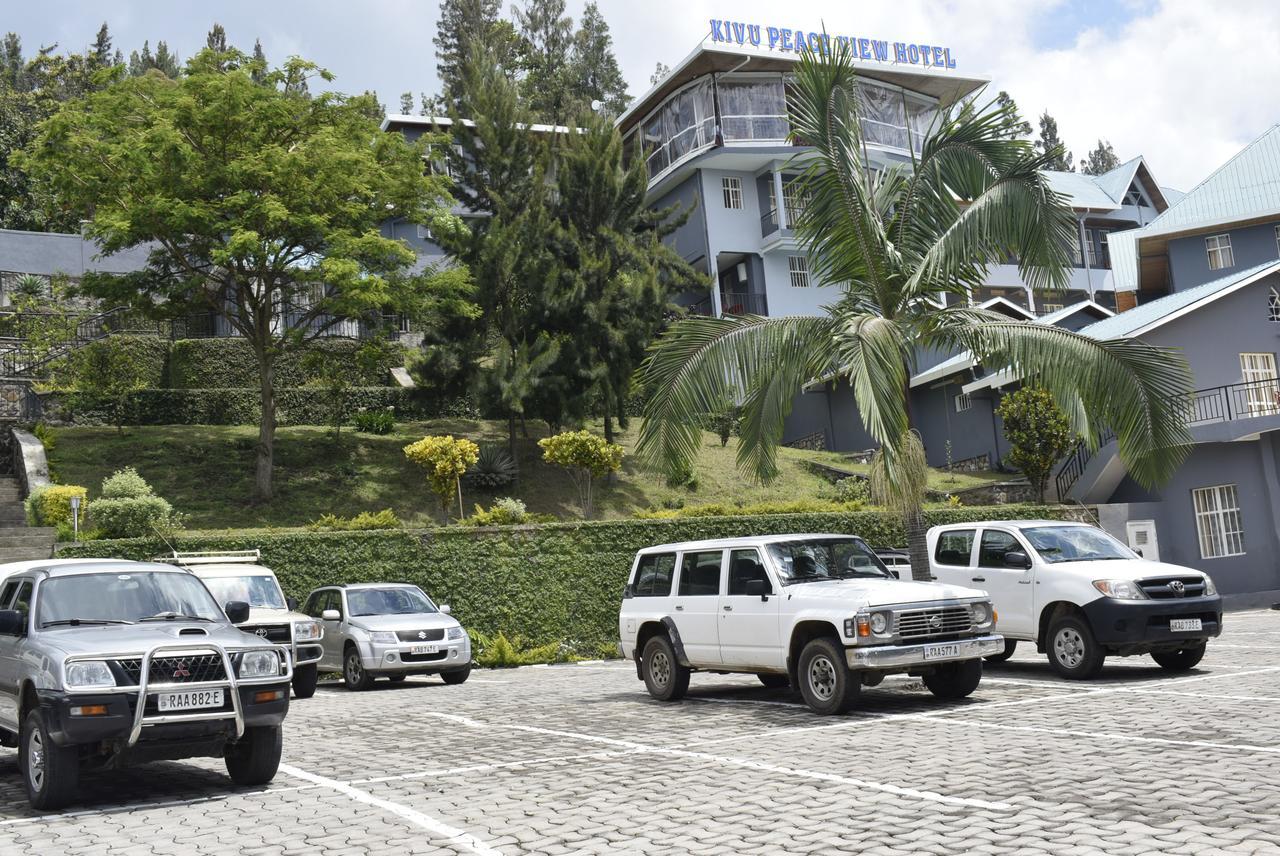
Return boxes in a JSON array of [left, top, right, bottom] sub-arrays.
[[201, 574, 287, 609], [348, 587, 437, 617], [1022, 526, 1137, 563], [766, 538, 893, 584], [37, 572, 226, 626]]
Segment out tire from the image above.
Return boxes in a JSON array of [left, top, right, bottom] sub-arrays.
[[224, 725, 283, 787], [343, 646, 375, 691], [441, 664, 471, 685], [1151, 642, 1207, 672], [641, 635, 690, 701], [757, 673, 789, 689], [387, 675, 407, 683], [796, 637, 860, 715], [923, 658, 983, 700], [291, 663, 318, 699], [21, 709, 79, 811], [1047, 615, 1106, 679], [984, 639, 1017, 663]]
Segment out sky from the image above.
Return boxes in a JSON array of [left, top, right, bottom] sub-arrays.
[[9, 0, 1280, 191]]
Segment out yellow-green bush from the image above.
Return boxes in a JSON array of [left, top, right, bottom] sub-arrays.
[[25, 485, 89, 527], [635, 498, 866, 519], [308, 509, 402, 531]]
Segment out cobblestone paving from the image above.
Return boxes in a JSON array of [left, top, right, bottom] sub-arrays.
[[2, 610, 1279, 854]]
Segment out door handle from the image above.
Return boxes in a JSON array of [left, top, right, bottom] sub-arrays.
[[971, 576, 985, 583], [723, 605, 733, 612], [675, 605, 683, 611]]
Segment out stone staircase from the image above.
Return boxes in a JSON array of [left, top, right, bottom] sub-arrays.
[[0, 476, 55, 563]]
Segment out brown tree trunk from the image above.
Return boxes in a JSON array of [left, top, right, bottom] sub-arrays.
[[254, 353, 276, 502]]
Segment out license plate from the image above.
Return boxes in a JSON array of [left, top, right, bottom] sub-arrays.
[[923, 643, 961, 660], [410, 645, 439, 655], [1171, 618, 1203, 633], [157, 689, 224, 712]]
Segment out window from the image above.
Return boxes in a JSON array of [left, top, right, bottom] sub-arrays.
[[721, 176, 743, 210], [12, 581, 32, 617], [787, 256, 810, 288], [783, 182, 810, 223], [1270, 287, 1280, 323], [0, 579, 18, 608], [1239, 352, 1279, 414], [1192, 484, 1245, 558], [978, 530, 1021, 568], [632, 553, 676, 597], [416, 224, 433, 241], [677, 551, 723, 596], [1206, 234, 1234, 271], [934, 529, 975, 566], [1275, 224, 1280, 258], [954, 393, 972, 413], [1040, 302, 1064, 313], [727, 549, 770, 596]]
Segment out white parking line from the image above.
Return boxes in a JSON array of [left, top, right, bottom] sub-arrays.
[[1124, 688, 1280, 704], [278, 764, 503, 856], [908, 718, 1280, 756]]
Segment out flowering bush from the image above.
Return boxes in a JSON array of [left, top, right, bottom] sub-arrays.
[[538, 430, 623, 519], [403, 435, 480, 518]]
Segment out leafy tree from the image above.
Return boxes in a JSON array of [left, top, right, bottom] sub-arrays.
[[1080, 139, 1120, 176], [571, 2, 628, 116], [23, 47, 460, 501], [403, 435, 480, 519], [1035, 110, 1073, 171], [301, 339, 398, 441], [513, 0, 576, 121], [636, 44, 1194, 580], [538, 429, 623, 518], [650, 62, 670, 86], [996, 386, 1076, 503]]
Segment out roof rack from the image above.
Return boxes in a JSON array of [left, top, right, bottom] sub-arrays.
[[155, 549, 262, 566]]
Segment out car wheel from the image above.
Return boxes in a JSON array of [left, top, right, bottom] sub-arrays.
[[387, 675, 407, 683], [343, 646, 374, 691], [757, 673, 789, 689], [21, 709, 78, 811], [291, 663, 318, 699], [1151, 642, 1207, 672], [796, 637, 859, 715], [923, 658, 983, 699], [1047, 615, 1106, 679], [441, 664, 471, 685], [224, 725, 283, 786], [641, 635, 690, 701], [984, 639, 1017, 663]]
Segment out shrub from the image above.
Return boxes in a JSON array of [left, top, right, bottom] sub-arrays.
[[635, 498, 868, 519], [168, 338, 404, 389], [466, 444, 518, 490], [705, 407, 738, 446], [538, 430, 624, 519], [664, 458, 699, 491], [352, 407, 396, 434], [471, 631, 564, 667], [101, 466, 153, 499], [308, 509, 402, 531], [834, 477, 871, 504], [996, 386, 1076, 504], [462, 497, 554, 527], [403, 435, 480, 518], [26, 485, 89, 528], [89, 495, 180, 539]]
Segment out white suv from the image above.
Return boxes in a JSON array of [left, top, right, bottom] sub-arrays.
[[927, 521, 1223, 679], [618, 534, 1002, 715]]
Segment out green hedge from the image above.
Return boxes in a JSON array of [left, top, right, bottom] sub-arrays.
[[168, 338, 405, 389], [49, 335, 170, 388], [55, 505, 1086, 648]]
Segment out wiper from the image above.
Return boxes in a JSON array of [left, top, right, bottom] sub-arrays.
[[786, 576, 833, 585], [138, 612, 216, 622], [41, 618, 132, 627]]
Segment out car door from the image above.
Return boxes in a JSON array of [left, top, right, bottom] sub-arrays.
[[973, 529, 1034, 638], [316, 590, 344, 668], [670, 549, 724, 666], [931, 528, 977, 587], [717, 548, 783, 669], [0, 578, 30, 730]]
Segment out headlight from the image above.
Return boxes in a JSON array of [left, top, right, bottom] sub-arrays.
[[369, 631, 398, 644], [66, 660, 115, 688], [447, 626, 465, 641], [1093, 579, 1148, 600], [869, 612, 888, 634], [239, 650, 280, 678], [293, 620, 323, 642], [1203, 575, 1218, 596], [971, 602, 990, 625]]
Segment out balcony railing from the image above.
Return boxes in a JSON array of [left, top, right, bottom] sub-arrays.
[[720, 291, 768, 316]]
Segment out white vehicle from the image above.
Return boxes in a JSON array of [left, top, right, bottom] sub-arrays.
[[927, 521, 1223, 679], [618, 534, 1002, 715], [161, 552, 324, 698]]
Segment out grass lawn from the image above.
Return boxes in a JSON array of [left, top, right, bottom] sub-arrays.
[[47, 420, 1005, 530]]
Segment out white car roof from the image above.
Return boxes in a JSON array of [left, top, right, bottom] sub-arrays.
[[930, 520, 1093, 531], [636, 533, 865, 555], [184, 564, 279, 579], [0, 558, 138, 576]]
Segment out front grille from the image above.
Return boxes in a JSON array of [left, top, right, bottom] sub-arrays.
[[395, 628, 445, 643], [895, 606, 973, 641], [401, 650, 448, 663], [1139, 577, 1208, 599], [116, 654, 228, 686], [245, 623, 292, 643]]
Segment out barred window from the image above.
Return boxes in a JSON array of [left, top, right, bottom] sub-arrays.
[[1205, 234, 1234, 271], [787, 256, 810, 288], [1269, 287, 1280, 323], [721, 176, 742, 210], [954, 393, 972, 413], [1192, 484, 1244, 559]]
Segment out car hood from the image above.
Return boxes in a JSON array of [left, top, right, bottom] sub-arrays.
[[242, 607, 314, 626], [348, 613, 460, 633], [35, 621, 282, 659], [1048, 558, 1209, 580], [783, 578, 988, 609]]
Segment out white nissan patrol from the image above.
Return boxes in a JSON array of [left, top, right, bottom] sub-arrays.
[[618, 534, 1003, 715], [927, 521, 1223, 679]]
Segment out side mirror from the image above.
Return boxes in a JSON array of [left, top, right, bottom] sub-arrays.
[[1003, 551, 1032, 570], [439, 604, 452, 615], [286, 596, 299, 611], [321, 609, 341, 622], [0, 609, 24, 636], [743, 579, 771, 599], [224, 600, 251, 624]]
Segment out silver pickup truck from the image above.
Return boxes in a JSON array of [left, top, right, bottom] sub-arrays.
[[0, 559, 293, 810]]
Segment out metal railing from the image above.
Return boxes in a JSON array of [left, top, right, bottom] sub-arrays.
[[719, 291, 768, 316]]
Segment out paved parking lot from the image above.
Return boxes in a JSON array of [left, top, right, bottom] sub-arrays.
[[2, 609, 1279, 854]]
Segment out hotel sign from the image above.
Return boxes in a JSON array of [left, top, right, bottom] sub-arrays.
[[708, 20, 957, 70]]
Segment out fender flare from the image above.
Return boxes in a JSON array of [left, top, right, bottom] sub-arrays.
[[659, 617, 693, 668]]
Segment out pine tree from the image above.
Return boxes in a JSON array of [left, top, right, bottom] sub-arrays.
[[2, 33, 24, 90], [513, 0, 576, 122], [571, 2, 628, 116], [420, 92, 443, 116], [434, 0, 508, 111], [995, 91, 1031, 138], [649, 62, 670, 86], [206, 23, 228, 53], [1080, 139, 1121, 175], [399, 91, 414, 114], [1035, 111, 1073, 171], [152, 41, 179, 77], [250, 40, 267, 84], [91, 23, 112, 67]]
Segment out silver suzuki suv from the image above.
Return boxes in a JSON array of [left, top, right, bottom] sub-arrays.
[[302, 583, 471, 690]]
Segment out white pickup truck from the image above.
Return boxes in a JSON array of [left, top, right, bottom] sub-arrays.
[[927, 520, 1223, 679], [618, 534, 1002, 715]]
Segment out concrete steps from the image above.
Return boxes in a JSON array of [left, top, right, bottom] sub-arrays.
[[0, 477, 56, 563]]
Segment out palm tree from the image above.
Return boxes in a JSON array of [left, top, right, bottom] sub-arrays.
[[636, 42, 1193, 580]]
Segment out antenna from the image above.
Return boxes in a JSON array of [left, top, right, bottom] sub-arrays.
[[150, 522, 180, 559]]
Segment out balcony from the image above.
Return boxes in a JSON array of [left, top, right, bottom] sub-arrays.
[[719, 291, 769, 316]]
